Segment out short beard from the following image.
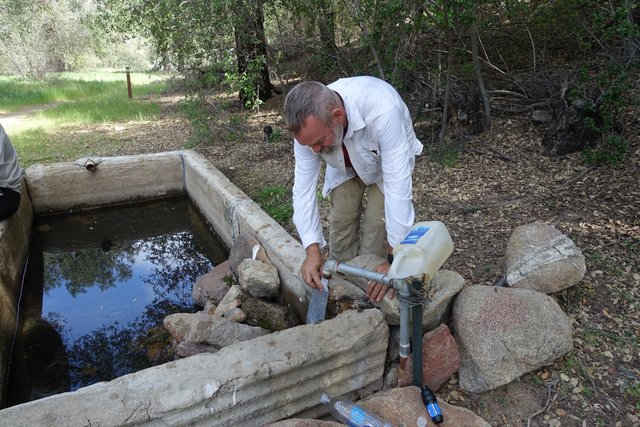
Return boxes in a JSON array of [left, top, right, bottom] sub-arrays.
[[320, 124, 344, 155]]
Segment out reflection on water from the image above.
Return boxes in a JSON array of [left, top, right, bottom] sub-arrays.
[[6, 197, 228, 407]]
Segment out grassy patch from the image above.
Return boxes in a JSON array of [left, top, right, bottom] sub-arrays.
[[13, 126, 127, 166], [527, 373, 545, 387], [563, 352, 577, 373], [624, 382, 640, 398], [252, 186, 293, 226], [4, 72, 169, 166], [425, 142, 461, 167], [42, 92, 161, 124], [180, 95, 214, 148], [581, 386, 594, 399], [0, 71, 167, 114]]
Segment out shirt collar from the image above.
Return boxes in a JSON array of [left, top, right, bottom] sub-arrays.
[[337, 93, 366, 139]]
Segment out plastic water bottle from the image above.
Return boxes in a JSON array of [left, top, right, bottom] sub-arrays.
[[320, 393, 393, 427], [420, 386, 443, 424], [387, 221, 454, 281]]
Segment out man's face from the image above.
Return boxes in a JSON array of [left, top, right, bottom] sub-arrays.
[[294, 115, 343, 154]]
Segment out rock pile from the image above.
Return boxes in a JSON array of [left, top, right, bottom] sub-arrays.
[[165, 234, 302, 358], [164, 221, 586, 423]]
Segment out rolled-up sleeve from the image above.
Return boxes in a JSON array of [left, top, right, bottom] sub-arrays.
[[376, 110, 415, 247], [292, 140, 326, 249]]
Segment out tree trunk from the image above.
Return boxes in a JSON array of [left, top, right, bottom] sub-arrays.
[[438, 0, 453, 145], [343, 0, 386, 80], [471, 20, 491, 130], [623, 0, 638, 65], [317, 0, 337, 55], [234, 0, 273, 108]]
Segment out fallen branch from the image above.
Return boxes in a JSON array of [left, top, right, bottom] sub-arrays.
[[527, 380, 558, 427], [575, 353, 624, 414], [488, 89, 528, 99], [553, 166, 596, 191], [493, 100, 559, 115], [461, 197, 529, 214], [284, 174, 294, 189]]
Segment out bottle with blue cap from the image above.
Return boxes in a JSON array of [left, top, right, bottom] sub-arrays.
[[320, 393, 393, 427]]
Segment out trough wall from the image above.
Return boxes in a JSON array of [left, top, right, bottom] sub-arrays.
[[0, 151, 385, 424], [182, 151, 308, 316], [0, 181, 32, 406], [0, 309, 387, 426]]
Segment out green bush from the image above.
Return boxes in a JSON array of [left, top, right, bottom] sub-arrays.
[[570, 65, 636, 166], [584, 135, 629, 166], [253, 186, 293, 225], [425, 142, 461, 168], [180, 94, 214, 148]]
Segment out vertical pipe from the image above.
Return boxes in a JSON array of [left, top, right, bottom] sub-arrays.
[[397, 280, 411, 370], [412, 299, 423, 386], [126, 66, 132, 99]]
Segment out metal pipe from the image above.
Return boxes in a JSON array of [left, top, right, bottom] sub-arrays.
[[322, 259, 415, 374], [397, 279, 411, 369], [84, 159, 97, 172], [322, 259, 393, 286]]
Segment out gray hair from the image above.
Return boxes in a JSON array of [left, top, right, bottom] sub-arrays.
[[284, 81, 341, 133]]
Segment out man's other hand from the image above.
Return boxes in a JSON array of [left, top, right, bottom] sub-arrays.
[[366, 261, 395, 302], [301, 244, 324, 290]]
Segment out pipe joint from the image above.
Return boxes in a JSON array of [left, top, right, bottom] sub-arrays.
[[85, 159, 97, 172]]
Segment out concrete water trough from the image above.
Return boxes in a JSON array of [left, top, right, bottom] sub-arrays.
[[0, 150, 388, 426]]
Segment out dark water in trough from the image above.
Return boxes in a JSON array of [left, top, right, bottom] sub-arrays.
[[6, 197, 228, 407]]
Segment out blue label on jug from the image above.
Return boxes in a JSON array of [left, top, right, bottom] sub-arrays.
[[400, 225, 430, 245]]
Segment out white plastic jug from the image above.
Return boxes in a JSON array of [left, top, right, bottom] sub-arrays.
[[387, 221, 454, 280]]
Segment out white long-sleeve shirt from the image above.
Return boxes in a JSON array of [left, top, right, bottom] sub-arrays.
[[292, 76, 423, 250]]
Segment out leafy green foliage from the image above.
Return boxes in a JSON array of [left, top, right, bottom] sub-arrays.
[[223, 274, 237, 286], [268, 127, 285, 143], [4, 0, 638, 159], [425, 142, 461, 168], [0, 0, 94, 77], [224, 55, 267, 110], [180, 94, 214, 148], [583, 135, 629, 165], [96, 0, 235, 72], [569, 65, 636, 166], [96, 0, 273, 107], [625, 382, 640, 398], [253, 185, 293, 225]]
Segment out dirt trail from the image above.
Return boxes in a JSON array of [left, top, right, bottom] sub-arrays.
[[0, 103, 59, 130]]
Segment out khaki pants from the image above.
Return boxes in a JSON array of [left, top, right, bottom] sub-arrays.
[[329, 177, 387, 261]]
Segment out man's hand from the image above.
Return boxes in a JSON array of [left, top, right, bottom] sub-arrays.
[[366, 261, 395, 302], [301, 244, 324, 290]]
